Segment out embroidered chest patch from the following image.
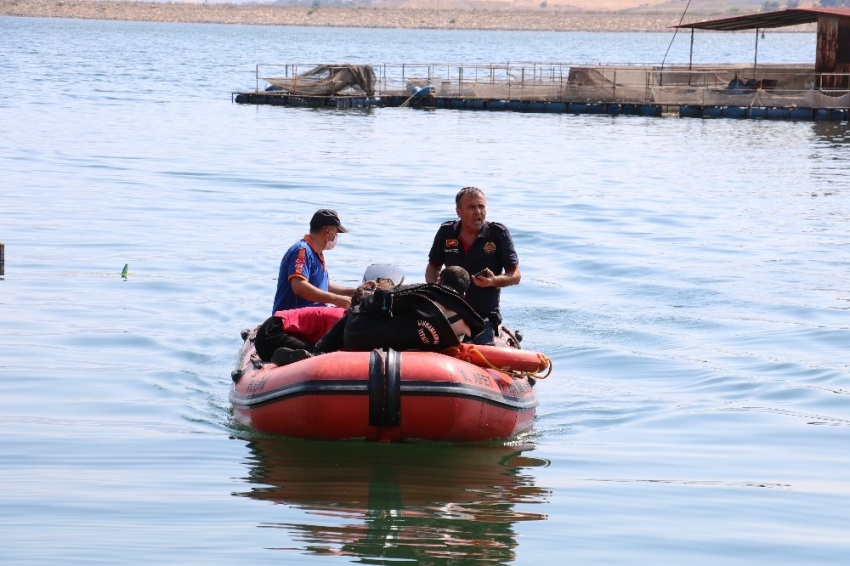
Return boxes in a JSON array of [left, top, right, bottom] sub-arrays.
[[483, 241, 497, 254]]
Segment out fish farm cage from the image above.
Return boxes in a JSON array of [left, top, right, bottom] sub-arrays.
[[232, 62, 850, 121]]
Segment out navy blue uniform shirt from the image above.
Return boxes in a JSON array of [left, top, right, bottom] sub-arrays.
[[427, 220, 518, 320]]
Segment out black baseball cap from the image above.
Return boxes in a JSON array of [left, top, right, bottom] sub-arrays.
[[310, 209, 348, 233]]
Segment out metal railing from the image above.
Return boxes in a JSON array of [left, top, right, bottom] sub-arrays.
[[253, 62, 850, 109]]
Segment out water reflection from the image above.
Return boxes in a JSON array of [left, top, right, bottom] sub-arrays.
[[235, 437, 550, 563], [811, 120, 850, 147]]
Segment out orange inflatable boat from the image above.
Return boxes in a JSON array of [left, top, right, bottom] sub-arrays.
[[229, 336, 551, 442]]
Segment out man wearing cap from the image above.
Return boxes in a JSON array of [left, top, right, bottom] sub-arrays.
[[272, 209, 356, 313], [425, 187, 520, 344]]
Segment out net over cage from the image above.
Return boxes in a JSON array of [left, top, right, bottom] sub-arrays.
[[263, 65, 377, 96]]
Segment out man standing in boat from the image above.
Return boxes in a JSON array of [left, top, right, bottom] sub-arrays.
[[425, 187, 520, 345], [272, 209, 357, 313]]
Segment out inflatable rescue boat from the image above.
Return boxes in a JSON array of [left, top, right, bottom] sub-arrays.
[[229, 334, 551, 442]]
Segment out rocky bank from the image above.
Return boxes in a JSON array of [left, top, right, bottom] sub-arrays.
[[1, 0, 719, 32]]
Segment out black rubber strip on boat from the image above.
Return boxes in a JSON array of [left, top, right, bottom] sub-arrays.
[[384, 348, 401, 427], [368, 348, 402, 427], [368, 349, 384, 427]]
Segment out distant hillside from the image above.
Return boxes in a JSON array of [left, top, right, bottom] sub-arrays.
[[2, 0, 822, 30], [273, 0, 818, 12]]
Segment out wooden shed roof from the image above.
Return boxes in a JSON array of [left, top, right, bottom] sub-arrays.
[[674, 8, 850, 31]]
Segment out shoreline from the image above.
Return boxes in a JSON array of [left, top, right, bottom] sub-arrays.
[[0, 1, 816, 32]]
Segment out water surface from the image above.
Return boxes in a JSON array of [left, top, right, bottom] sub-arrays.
[[1, 16, 848, 564]]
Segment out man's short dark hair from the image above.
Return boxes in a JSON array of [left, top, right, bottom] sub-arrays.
[[439, 266, 470, 295], [455, 186, 485, 207]]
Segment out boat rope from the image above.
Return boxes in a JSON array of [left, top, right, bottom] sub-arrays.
[[399, 91, 418, 108], [400, 85, 436, 108], [443, 346, 554, 380], [659, 0, 694, 81]]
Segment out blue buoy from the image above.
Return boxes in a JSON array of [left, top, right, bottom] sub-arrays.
[[679, 105, 702, 118], [638, 104, 661, 117], [465, 100, 485, 110], [508, 100, 527, 112], [702, 106, 723, 118], [767, 107, 791, 120], [547, 102, 567, 113], [607, 104, 622, 116], [435, 98, 448, 109], [487, 100, 508, 111], [411, 85, 435, 98], [789, 108, 813, 120], [749, 107, 768, 119], [622, 104, 637, 115], [450, 99, 465, 110], [527, 101, 546, 112], [722, 107, 747, 119], [831, 108, 848, 121], [567, 103, 587, 114], [586, 103, 605, 114]]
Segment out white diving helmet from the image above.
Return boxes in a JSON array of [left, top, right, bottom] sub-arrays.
[[362, 263, 405, 288]]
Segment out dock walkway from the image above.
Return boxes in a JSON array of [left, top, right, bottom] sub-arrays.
[[233, 62, 850, 121]]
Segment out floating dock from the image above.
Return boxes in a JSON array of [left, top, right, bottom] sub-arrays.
[[232, 89, 665, 117], [233, 61, 850, 121], [234, 9, 850, 122]]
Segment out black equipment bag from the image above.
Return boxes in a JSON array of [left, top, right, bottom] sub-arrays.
[[343, 284, 484, 352]]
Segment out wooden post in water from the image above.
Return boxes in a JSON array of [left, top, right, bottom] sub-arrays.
[[0, 242, 5, 278]]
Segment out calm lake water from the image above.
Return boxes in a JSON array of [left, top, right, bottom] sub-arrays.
[[1, 15, 849, 564]]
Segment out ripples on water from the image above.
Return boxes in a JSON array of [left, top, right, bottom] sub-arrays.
[[1, 16, 848, 564]]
